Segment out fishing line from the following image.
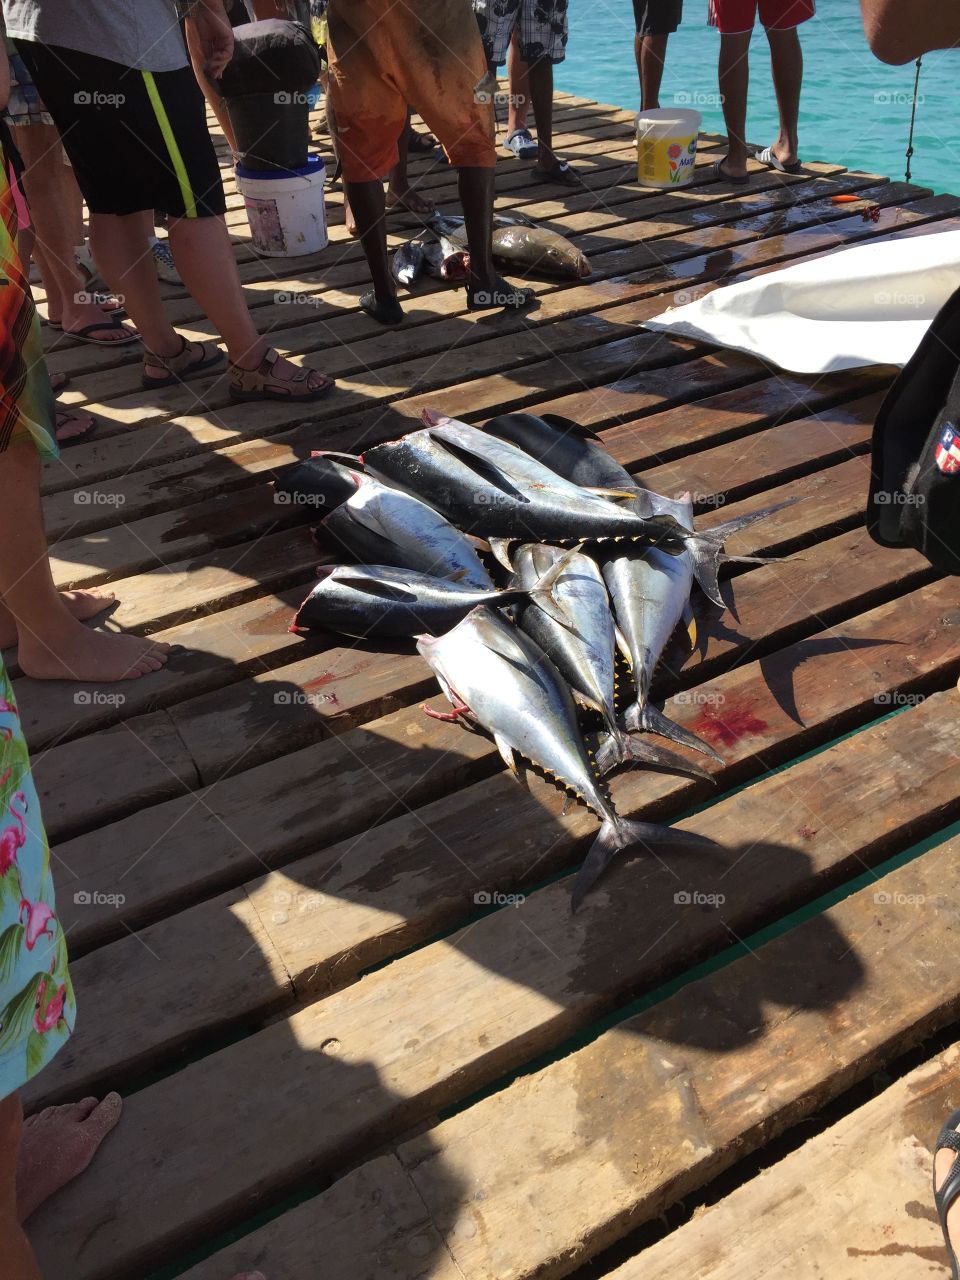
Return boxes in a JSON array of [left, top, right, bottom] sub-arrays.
[[905, 55, 923, 182]]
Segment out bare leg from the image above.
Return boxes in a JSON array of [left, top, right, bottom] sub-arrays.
[[0, 1094, 39, 1280], [717, 31, 752, 176], [459, 165, 495, 290], [88, 210, 180, 354], [346, 179, 403, 324], [766, 26, 803, 166], [385, 111, 434, 217], [507, 33, 531, 134], [0, 441, 170, 681], [635, 32, 669, 110], [528, 58, 558, 169], [15, 125, 134, 343]]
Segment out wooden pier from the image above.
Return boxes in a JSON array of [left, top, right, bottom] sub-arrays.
[[15, 93, 960, 1278]]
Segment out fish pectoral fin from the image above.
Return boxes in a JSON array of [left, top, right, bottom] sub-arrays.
[[425, 434, 531, 503], [494, 732, 520, 777], [311, 449, 366, 470], [329, 575, 420, 602], [541, 413, 603, 441], [489, 538, 516, 572]]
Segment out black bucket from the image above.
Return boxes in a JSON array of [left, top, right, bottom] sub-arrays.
[[226, 91, 310, 171]]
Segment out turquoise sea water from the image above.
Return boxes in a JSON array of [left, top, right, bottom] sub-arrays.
[[557, 0, 958, 195]]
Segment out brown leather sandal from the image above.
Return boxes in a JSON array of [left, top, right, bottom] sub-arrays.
[[142, 336, 225, 389], [228, 347, 335, 403]]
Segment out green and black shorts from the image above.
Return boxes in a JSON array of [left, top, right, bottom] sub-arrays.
[[14, 42, 227, 219]]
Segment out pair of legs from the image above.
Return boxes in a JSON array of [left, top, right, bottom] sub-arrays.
[[635, 31, 671, 110], [341, 109, 434, 237], [492, 49, 561, 172], [0, 1091, 264, 1279], [12, 123, 134, 344], [718, 25, 803, 177]]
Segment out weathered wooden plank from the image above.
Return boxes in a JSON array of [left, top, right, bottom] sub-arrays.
[[396, 834, 960, 1280], [616, 1047, 958, 1279], [28, 694, 960, 1277], [32, 669, 960, 1113]]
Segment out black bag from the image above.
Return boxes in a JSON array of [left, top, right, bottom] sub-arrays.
[[217, 19, 321, 98], [868, 285, 960, 575]]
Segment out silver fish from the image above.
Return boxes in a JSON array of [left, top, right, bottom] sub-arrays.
[[292, 562, 568, 639], [417, 607, 713, 907], [320, 478, 493, 588], [430, 215, 588, 278], [600, 495, 722, 763], [511, 544, 712, 782]]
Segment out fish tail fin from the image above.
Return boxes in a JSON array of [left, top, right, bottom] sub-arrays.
[[596, 728, 715, 781], [624, 700, 725, 765], [686, 498, 802, 606], [572, 816, 715, 910]]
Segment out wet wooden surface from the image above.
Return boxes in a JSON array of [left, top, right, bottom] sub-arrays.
[[15, 94, 960, 1280]]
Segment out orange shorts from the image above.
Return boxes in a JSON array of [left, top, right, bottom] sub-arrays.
[[326, 0, 496, 182]]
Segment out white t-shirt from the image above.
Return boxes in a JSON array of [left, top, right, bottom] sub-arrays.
[[2, 0, 188, 72]]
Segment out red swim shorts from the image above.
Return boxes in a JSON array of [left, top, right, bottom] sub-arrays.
[[711, 0, 815, 34]]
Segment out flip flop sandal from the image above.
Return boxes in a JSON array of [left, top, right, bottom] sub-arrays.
[[504, 128, 539, 160], [53, 317, 140, 347], [752, 146, 802, 175], [713, 158, 750, 186], [142, 337, 225, 389], [531, 161, 582, 187], [934, 1109, 960, 1279], [466, 277, 534, 313], [54, 407, 96, 445], [229, 346, 336, 402], [359, 291, 404, 326], [385, 194, 436, 221]]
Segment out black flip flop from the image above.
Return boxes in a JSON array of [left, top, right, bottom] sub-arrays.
[[466, 277, 534, 313], [753, 145, 802, 175], [407, 128, 438, 153], [360, 291, 404, 326], [54, 318, 139, 347], [531, 160, 581, 187], [934, 1109, 960, 1279], [712, 158, 750, 186]]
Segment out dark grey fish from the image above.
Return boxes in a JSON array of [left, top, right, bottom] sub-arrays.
[[417, 607, 714, 908], [392, 238, 425, 289], [362, 411, 692, 557], [484, 411, 797, 605], [292, 562, 568, 639], [273, 454, 366, 513]]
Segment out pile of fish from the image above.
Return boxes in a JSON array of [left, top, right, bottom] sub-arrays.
[[277, 411, 790, 907], [392, 211, 591, 290]]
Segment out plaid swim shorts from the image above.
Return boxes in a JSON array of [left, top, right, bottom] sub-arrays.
[[473, 0, 569, 67], [2, 48, 54, 128]]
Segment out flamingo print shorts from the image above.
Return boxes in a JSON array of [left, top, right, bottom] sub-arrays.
[[0, 662, 75, 1101]]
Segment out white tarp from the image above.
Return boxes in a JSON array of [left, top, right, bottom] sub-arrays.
[[643, 227, 960, 374]]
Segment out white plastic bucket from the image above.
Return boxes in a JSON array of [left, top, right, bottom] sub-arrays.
[[635, 109, 701, 189], [236, 155, 328, 257]]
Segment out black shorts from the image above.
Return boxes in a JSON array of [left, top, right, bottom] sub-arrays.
[[14, 42, 227, 219], [633, 0, 682, 34]]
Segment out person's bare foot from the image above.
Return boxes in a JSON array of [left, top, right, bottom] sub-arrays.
[[385, 186, 435, 219], [16, 1094, 122, 1223], [0, 589, 117, 650], [16, 617, 171, 682]]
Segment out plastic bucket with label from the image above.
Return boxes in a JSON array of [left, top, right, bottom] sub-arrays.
[[635, 108, 701, 188], [235, 155, 328, 257]]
